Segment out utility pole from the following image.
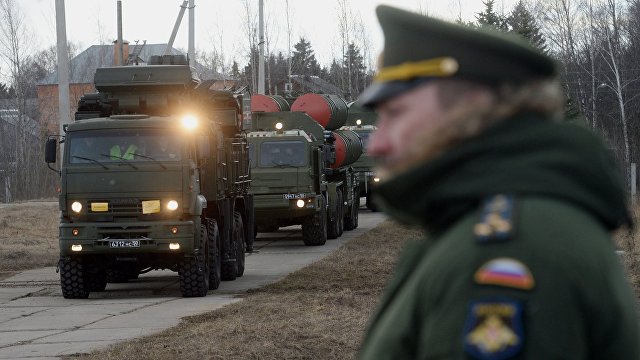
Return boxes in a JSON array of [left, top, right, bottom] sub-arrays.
[[55, 0, 70, 160], [258, 0, 265, 94], [188, 0, 195, 67], [117, 0, 124, 65]]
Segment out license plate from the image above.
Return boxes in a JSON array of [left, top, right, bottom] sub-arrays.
[[109, 240, 140, 248], [283, 193, 305, 200]]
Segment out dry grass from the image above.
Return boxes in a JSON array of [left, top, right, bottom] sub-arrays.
[[615, 202, 640, 299], [0, 201, 59, 272], [67, 221, 423, 360]]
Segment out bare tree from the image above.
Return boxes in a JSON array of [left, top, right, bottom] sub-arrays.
[[241, 0, 258, 93], [0, 0, 35, 201]]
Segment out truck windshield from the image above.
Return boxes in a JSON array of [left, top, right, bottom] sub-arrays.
[[69, 129, 183, 164], [260, 141, 307, 167]]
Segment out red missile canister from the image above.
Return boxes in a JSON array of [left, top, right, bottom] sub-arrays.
[[251, 94, 290, 112], [330, 129, 363, 168], [291, 94, 348, 130]]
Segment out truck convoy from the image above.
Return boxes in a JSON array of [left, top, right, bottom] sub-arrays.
[[343, 102, 379, 211], [45, 54, 254, 299], [248, 94, 362, 246]]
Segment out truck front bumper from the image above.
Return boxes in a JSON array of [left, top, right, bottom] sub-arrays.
[[253, 193, 319, 219], [59, 220, 196, 256]]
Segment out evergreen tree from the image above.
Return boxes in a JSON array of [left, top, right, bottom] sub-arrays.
[[476, 0, 508, 31], [508, 0, 547, 51], [342, 42, 367, 100], [291, 37, 321, 76], [231, 61, 240, 80]]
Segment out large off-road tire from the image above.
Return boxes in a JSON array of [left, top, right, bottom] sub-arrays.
[[221, 219, 238, 282], [344, 188, 359, 231], [327, 191, 341, 240], [178, 224, 209, 297], [208, 219, 222, 290], [366, 192, 379, 212], [234, 211, 246, 278], [59, 258, 90, 299], [337, 191, 344, 237], [302, 195, 327, 246]]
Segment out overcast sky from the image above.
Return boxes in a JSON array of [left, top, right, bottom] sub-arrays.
[[23, 0, 517, 67]]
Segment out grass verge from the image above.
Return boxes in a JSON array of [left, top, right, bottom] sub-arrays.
[[0, 201, 59, 272], [66, 221, 423, 360]]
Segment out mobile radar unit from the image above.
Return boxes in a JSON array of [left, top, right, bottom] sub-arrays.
[[45, 55, 254, 298]]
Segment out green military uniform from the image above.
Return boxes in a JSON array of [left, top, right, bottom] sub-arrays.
[[358, 6, 640, 360]]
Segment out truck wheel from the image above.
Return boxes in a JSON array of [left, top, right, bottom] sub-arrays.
[[60, 258, 90, 299], [302, 195, 327, 246], [337, 191, 344, 237], [327, 191, 340, 240], [208, 219, 222, 290], [221, 219, 238, 282], [233, 212, 246, 277], [179, 224, 210, 297], [366, 193, 379, 212], [344, 189, 359, 231]]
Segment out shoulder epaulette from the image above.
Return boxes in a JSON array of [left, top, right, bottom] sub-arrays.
[[474, 194, 515, 243]]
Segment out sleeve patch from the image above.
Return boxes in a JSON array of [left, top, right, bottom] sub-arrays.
[[463, 299, 524, 360], [474, 194, 515, 243], [474, 258, 535, 291]]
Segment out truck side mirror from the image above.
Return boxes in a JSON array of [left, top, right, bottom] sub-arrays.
[[197, 136, 210, 159], [45, 138, 57, 163]]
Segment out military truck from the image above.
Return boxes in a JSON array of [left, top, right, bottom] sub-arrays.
[[248, 94, 362, 246], [45, 55, 254, 298], [344, 102, 379, 211]]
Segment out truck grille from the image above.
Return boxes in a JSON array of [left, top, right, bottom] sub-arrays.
[[97, 225, 151, 240], [89, 199, 142, 216]]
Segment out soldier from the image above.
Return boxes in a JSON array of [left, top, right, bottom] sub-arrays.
[[358, 5, 639, 360]]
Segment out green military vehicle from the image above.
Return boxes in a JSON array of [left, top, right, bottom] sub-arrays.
[[344, 102, 379, 211], [45, 55, 254, 298], [248, 94, 362, 246]]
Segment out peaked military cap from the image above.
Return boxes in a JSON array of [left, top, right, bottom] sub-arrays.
[[359, 5, 557, 107]]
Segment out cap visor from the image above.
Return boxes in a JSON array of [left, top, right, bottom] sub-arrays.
[[357, 78, 434, 108]]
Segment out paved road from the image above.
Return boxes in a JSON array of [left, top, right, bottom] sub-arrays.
[[0, 211, 386, 360]]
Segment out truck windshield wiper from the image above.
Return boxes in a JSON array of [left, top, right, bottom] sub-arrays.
[[131, 153, 167, 169], [99, 153, 138, 170], [272, 160, 296, 168], [71, 155, 109, 170]]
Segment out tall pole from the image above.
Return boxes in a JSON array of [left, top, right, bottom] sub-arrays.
[[117, 0, 124, 65], [258, 0, 265, 94], [55, 0, 70, 160], [188, 0, 195, 67]]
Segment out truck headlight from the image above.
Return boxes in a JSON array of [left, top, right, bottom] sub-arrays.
[[71, 201, 83, 213], [166, 200, 179, 211], [296, 199, 305, 208], [181, 115, 198, 130]]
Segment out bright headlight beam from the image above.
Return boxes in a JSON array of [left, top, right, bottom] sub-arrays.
[[71, 201, 82, 213], [181, 115, 198, 130], [296, 199, 305, 208], [167, 200, 179, 211], [275, 122, 283, 130]]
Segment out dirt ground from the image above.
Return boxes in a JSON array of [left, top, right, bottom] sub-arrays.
[[0, 201, 59, 275]]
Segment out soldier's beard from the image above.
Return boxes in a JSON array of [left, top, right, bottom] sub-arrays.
[[375, 95, 499, 182]]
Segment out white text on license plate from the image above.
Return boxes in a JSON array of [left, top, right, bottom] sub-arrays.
[[283, 193, 305, 199], [109, 240, 140, 248]]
